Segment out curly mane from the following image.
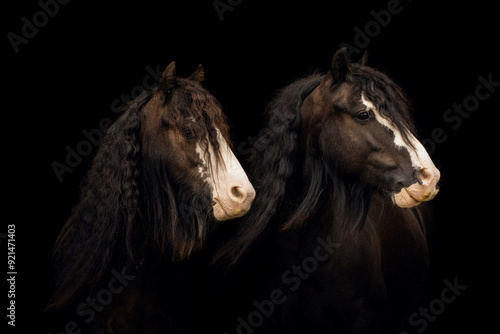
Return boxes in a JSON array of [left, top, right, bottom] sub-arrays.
[[215, 54, 417, 265], [47, 93, 147, 311], [213, 75, 323, 265], [47, 69, 230, 312]]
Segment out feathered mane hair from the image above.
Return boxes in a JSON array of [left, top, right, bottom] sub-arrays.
[[213, 74, 323, 265], [214, 48, 415, 265], [47, 94, 146, 311], [47, 62, 229, 312]]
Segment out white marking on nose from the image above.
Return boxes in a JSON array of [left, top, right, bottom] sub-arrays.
[[361, 93, 440, 206], [195, 128, 255, 221], [361, 93, 425, 171]]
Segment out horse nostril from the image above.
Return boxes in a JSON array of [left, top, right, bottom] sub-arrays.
[[231, 186, 246, 200], [419, 168, 433, 184]]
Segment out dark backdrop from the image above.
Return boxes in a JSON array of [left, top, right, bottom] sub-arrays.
[[4, 0, 498, 333]]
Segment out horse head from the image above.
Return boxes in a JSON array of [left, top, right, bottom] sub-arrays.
[[139, 62, 256, 260], [215, 48, 440, 264], [48, 62, 255, 312], [301, 48, 440, 208], [141, 62, 255, 223]]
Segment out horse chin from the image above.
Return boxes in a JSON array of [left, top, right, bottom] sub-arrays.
[[392, 185, 440, 208], [212, 201, 249, 221], [392, 188, 422, 208], [213, 202, 233, 221]]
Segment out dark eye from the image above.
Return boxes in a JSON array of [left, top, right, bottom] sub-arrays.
[[182, 128, 195, 139], [355, 110, 370, 121]]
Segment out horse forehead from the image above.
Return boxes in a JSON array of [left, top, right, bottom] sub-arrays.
[[303, 83, 360, 121], [361, 93, 409, 148], [325, 82, 362, 107], [360, 93, 377, 111], [142, 94, 168, 119]]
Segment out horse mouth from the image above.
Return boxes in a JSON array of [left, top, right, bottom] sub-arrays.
[[212, 199, 250, 221], [392, 184, 440, 208]]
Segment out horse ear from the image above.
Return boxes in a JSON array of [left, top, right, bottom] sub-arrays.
[[359, 51, 368, 65], [330, 47, 350, 83], [159, 61, 177, 91], [162, 61, 177, 78], [188, 64, 205, 83]]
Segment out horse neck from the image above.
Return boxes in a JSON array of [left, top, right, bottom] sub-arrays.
[[295, 147, 377, 239]]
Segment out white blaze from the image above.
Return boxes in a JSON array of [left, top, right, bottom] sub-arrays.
[[196, 129, 256, 221], [361, 93, 440, 207]]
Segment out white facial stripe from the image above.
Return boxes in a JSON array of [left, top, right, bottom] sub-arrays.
[[195, 129, 237, 183], [211, 130, 249, 198], [361, 92, 440, 206], [361, 93, 420, 170], [195, 128, 255, 220]]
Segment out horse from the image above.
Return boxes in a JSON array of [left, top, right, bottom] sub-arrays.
[[45, 62, 255, 334], [213, 48, 440, 334]]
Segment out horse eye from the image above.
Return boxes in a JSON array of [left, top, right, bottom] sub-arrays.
[[356, 111, 370, 121], [182, 128, 195, 139]]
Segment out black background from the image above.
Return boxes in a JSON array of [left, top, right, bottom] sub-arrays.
[[4, 0, 499, 333]]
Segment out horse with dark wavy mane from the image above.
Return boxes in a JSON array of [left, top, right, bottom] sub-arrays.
[[214, 48, 440, 334], [46, 62, 255, 334]]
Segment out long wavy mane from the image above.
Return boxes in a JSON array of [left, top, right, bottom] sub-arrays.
[[213, 74, 323, 265], [141, 77, 230, 261], [47, 70, 230, 312], [215, 53, 417, 265], [47, 94, 146, 311]]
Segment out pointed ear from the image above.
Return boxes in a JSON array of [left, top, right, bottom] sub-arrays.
[[162, 61, 176, 79], [359, 51, 368, 65], [159, 61, 177, 91], [188, 64, 205, 83], [330, 47, 350, 83]]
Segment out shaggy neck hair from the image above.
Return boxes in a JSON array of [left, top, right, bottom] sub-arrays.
[[214, 59, 416, 265], [47, 75, 230, 312]]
